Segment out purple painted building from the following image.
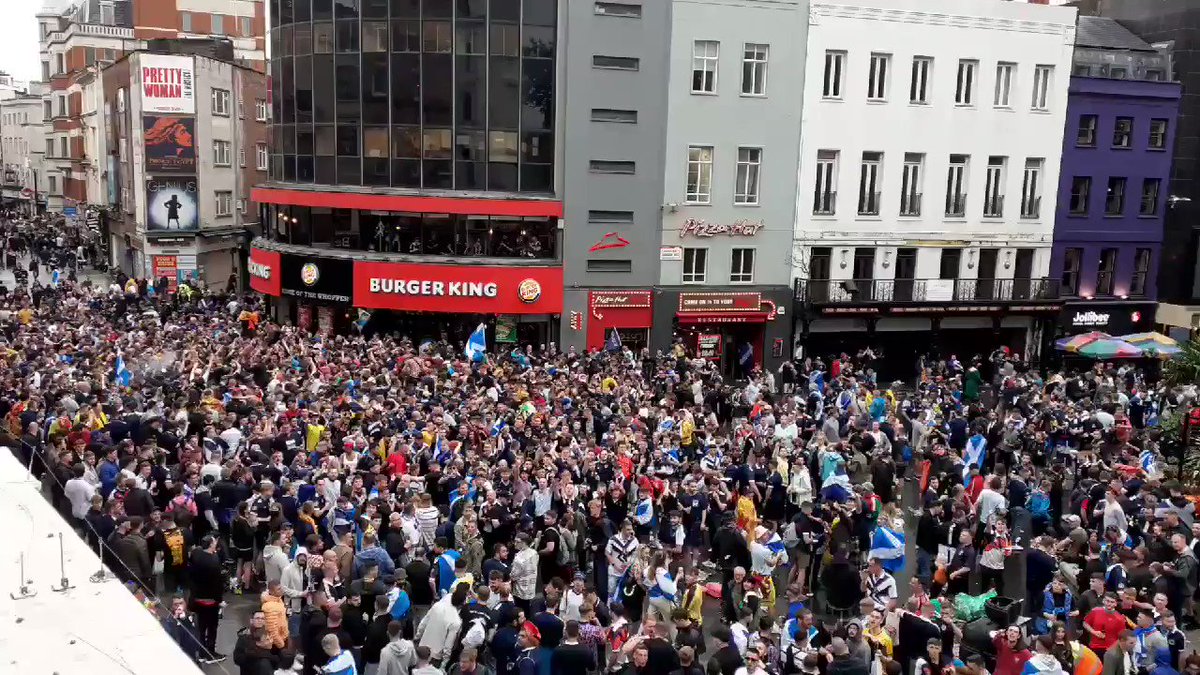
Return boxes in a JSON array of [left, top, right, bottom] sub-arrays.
[[1049, 18, 1181, 336]]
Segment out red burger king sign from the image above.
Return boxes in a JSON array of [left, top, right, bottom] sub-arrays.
[[353, 261, 562, 314]]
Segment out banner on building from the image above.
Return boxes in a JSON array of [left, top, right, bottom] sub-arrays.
[[146, 177, 199, 231], [495, 315, 518, 343], [140, 54, 195, 114], [152, 255, 179, 291], [143, 116, 196, 172]]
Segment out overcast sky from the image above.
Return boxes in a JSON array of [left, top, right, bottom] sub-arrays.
[[0, 2, 42, 84]]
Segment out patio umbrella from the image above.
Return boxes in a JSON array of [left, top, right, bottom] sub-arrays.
[[1054, 331, 1111, 352], [1119, 331, 1182, 358], [1075, 337, 1144, 359]]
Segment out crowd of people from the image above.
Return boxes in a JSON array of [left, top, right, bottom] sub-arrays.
[[5, 213, 1200, 675]]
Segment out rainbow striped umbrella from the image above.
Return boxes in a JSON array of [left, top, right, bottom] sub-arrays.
[[1119, 331, 1181, 357], [1054, 331, 1111, 352], [1075, 337, 1144, 359]]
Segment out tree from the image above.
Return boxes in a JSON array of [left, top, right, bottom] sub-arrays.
[[1163, 336, 1200, 387]]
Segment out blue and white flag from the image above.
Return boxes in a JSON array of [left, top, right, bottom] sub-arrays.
[[114, 350, 132, 387], [489, 418, 507, 437], [464, 323, 487, 362], [434, 435, 453, 465], [605, 329, 622, 352], [1140, 449, 1159, 477], [868, 525, 906, 574], [739, 342, 754, 367], [609, 566, 633, 607], [962, 434, 987, 484]]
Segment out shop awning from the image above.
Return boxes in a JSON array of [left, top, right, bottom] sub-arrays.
[[678, 312, 771, 324]]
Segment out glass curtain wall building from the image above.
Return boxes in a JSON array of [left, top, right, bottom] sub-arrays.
[[268, 0, 556, 193]]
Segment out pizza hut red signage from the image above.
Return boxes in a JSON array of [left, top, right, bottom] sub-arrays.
[[248, 248, 281, 296], [678, 292, 762, 313], [679, 218, 764, 238], [354, 261, 562, 314], [590, 291, 651, 309]]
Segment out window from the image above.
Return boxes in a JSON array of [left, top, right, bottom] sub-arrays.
[[1109, 67, 1127, 79], [1061, 247, 1082, 295], [1021, 158, 1043, 219], [589, 160, 635, 174], [239, 147, 246, 167], [255, 99, 268, 121], [1149, 119, 1168, 149], [1131, 248, 1151, 296], [256, 143, 269, 170], [240, 16, 253, 36], [955, 60, 977, 105], [45, 139, 53, 157], [1069, 176, 1091, 215], [215, 191, 233, 216], [1077, 114, 1097, 147], [682, 248, 707, 283], [940, 248, 962, 280], [1146, 69, 1164, 81], [858, 151, 882, 216], [588, 210, 634, 224], [692, 41, 719, 93], [983, 156, 1006, 217], [734, 147, 761, 205], [945, 154, 968, 216], [994, 62, 1014, 107], [1074, 64, 1092, 76], [1141, 178, 1161, 216], [57, 96, 65, 117], [592, 55, 638, 70], [60, 137, 67, 157], [741, 43, 768, 96], [823, 51, 845, 99], [595, 2, 642, 17], [867, 53, 890, 101], [212, 88, 231, 116], [730, 248, 755, 283], [55, 53, 64, 74], [686, 145, 714, 204], [591, 108, 638, 123], [1113, 117, 1132, 148], [1031, 65, 1052, 110], [42, 100, 51, 120], [900, 153, 923, 216], [813, 150, 837, 215], [1096, 248, 1117, 295], [48, 175, 56, 193], [181, 11, 192, 32], [1105, 177, 1127, 215], [211, 13, 225, 35], [910, 57, 931, 104], [213, 140, 232, 166]]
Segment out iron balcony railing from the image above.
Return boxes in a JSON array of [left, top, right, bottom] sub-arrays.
[[813, 190, 837, 215], [945, 193, 967, 217], [858, 191, 881, 216], [795, 277, 1062, 304], [1021, 195, 1042, 219], [983, 193, 1004, 218], [900, 192, 922, 217]]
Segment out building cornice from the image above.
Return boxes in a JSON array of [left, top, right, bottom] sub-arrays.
[[811, 3, 1074, 39]]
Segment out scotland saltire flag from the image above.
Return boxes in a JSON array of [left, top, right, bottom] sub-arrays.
[[434, 435, 453, 465], [610, 566, 633, 606], [489, 418, 507, 437], [114, 350, 132, 387], [868, 525, 906, 574], [464, 323, 487, 362], [606, 329, 622, 352], [1140, 449, 1159, 477], [739, 342, 753, 367], [962, 434, 987, 484]]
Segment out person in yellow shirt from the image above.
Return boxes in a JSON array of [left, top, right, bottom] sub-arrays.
[[679, 568, 705, 627], [601, 375, 618, 393], [680, 412, 695, 448], [305, 416, 326, 452], [863, 609, 894, 659], [17, 307, 33, 325]]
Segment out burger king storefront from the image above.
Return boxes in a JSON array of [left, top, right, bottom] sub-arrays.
[[248, 241, 563, 344]]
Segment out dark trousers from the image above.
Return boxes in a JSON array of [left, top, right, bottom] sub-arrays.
[[189, 600, 221, 656], [593, 553, 608, 599]]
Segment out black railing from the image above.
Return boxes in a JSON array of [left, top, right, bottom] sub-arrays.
[[813, 190, 837, 215], [945, 193, 967, 217], [858, 191, 881, 216], [1021, 195, 1041, 219], [900, 192, 922, 217], [795, 277, 1062, 304], [983, 194, 1004, 218]]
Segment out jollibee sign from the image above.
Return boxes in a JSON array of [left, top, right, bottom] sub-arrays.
[[354, 261, 562, 314]]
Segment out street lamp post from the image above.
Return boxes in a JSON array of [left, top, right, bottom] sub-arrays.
[[23, 157, 39, 217]]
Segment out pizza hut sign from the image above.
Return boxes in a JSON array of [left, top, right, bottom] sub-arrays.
[[679, 218, 765, 239]]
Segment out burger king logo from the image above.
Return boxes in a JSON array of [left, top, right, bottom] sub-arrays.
[[517, 278, 542, 304], [300, 262, 320, 286]]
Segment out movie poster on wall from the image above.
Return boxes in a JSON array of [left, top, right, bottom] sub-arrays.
[[143, 116, 196, 172], [140, 54, 195, 114], [146, 177, 199, 231]]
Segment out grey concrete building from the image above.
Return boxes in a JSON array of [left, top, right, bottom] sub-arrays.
[[562, 0, 807, 376]]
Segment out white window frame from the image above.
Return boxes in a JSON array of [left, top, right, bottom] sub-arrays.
[[255, 99, 269, 121], [946, 155, 968, 216], [213, 140, 232, 166], [900, 153, 923, 216], [867, 53, 890, 101], [256, 143, 269, 170], [730, 248, 755, 284], [1031, 65, 1052, 111], [691, 40, 719, 94], [955, 60, 977, 106], [910, 56, 931, 104], [238, 146, 246, 167], [685, 145, 714, 204], [741, 43, 768, 96], [983, 156, 1006, 217], [734, 146, 761, 205], [211, 13, 225, 36], [682, 247, 708, 284], [181, 11, 192, 33], [814, 150, 838, 215], [823, 51, 845, 99], [994, 62, 1014, 108], [212, 88, 231, 116], [858, 152, 882, 216], [1021, 158, 1044, 219], [215, 190, 233, 217]]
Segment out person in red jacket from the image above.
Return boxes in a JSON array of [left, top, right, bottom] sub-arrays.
[[1083, 593, 1130, 656], [991, 625, 1032, 675]]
